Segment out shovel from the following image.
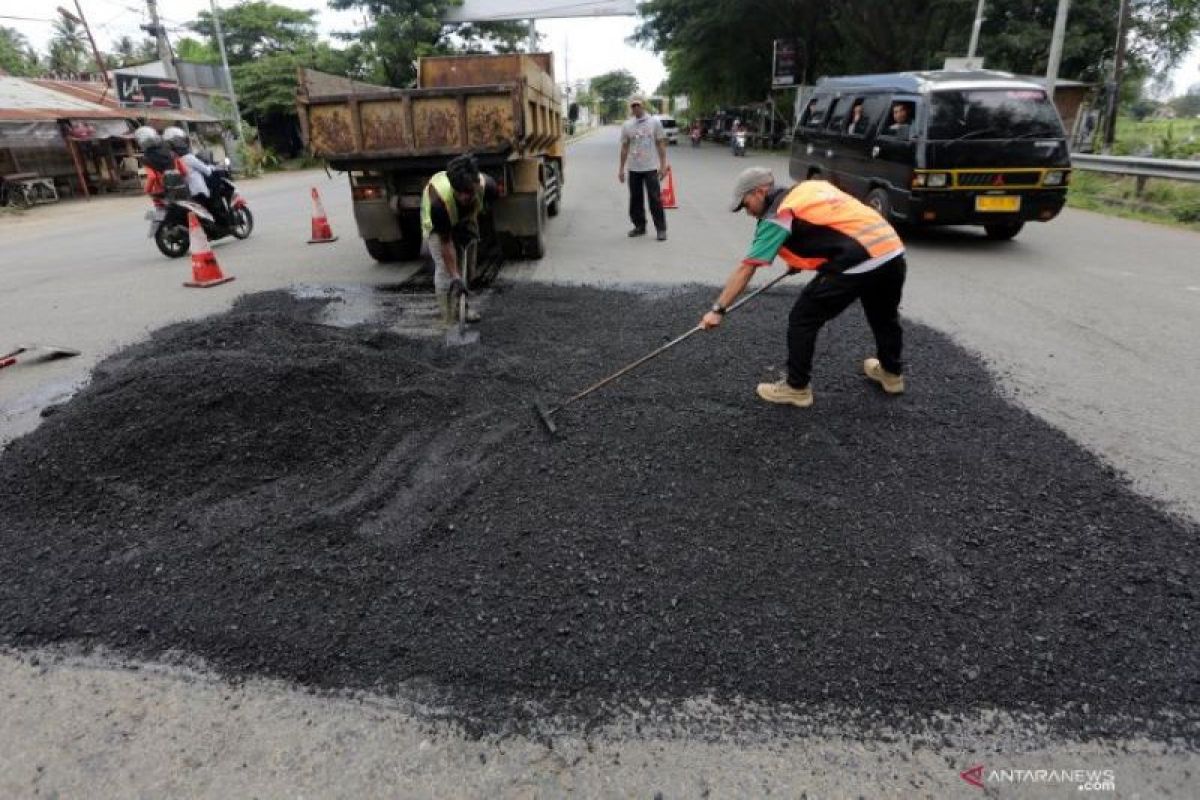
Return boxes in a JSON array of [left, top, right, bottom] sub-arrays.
[[444, 240, 480, 347], [534, 270, 794, 434], [0, 344, 81, 371]]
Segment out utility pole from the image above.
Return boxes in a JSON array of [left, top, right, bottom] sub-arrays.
[[967, 0, 986, 59], [209, 0, 244, 140], [143, 0, 174, 80], [1044, 0, 1070, 101], [1103, 0, 1131, 152], [528, 19, 537, 53], [58, 3, 109, 85]]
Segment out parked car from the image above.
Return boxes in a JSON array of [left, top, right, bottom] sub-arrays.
[[790, 69, 1071, 240], [658, 115, 680, 145]]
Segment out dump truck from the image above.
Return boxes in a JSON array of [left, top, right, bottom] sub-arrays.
[[296, 54, 565, 266]]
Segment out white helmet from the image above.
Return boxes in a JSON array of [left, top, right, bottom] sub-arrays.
[[162, 126, 189, 153], [133, 125, 162, 150]]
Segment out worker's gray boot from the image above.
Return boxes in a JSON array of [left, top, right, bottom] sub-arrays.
[[435, 291, 454, 326]]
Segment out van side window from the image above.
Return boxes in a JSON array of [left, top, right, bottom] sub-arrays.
[[851, 95, 890, 137], [881, 99, 917, 137], [825, 99, 846, 131], [844, 98, 866, 135], [803, 96, 831, 128]]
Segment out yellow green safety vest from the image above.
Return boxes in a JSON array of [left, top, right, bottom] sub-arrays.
[[420, 171, 483, 238]]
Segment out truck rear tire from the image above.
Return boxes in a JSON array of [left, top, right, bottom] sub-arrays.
[[398, 213, 422, 259], [364, 239, 407, 262], [522, 191, 546, 259]]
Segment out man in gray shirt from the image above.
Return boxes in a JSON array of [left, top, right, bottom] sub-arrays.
[[618, 96, 669, 241]]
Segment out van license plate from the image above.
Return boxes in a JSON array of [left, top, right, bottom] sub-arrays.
[[976, 195, 1020, 212]]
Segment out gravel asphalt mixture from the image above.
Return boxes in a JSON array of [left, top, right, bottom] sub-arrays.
[[1, 283, 1196, 742]]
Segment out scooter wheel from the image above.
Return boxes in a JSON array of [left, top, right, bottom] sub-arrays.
[[154, 223, 190, 258], [231, 206, 254, 239]]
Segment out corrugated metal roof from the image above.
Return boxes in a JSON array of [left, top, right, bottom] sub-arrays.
[[32, 79, 117, 107], [0, 76, 130, 121], [1, 78, 220, 124]]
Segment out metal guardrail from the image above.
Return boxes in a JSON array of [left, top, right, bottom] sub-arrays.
[[1071, 153, 1200, 183]]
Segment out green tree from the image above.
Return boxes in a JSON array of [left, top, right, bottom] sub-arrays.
[[637, 0, 1200, 113], [108, 35, 159, 68], [234, 42, 369, 117], [189, 0, 319, 64], [175, 37, 221, 65], [1170, 86, 1200, 117], [327, 0, 537, 87], [0, 26, 41, 76], [590, 69, 639, 121], [48, 16, 88, 75]]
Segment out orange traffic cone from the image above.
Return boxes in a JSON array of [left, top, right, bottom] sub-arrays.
[[307, 186, 338, 243], [184, 212, 235, 288], [660, 167, 678, 209]]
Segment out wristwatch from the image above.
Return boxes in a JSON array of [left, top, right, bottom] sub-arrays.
[[710, 302, 727, 315]]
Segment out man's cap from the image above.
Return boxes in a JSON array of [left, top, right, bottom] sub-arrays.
[[730, 167, 774, 211], [629, 95, 646, 106]]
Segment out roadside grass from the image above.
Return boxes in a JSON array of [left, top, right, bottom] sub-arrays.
[[1068, 170, 1200, 231], [1113, 117, 1200, 158], [1069, 116, 1200, 230]]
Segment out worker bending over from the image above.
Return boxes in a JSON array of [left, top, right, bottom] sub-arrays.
[[701, 168, 908, 407], [421, 154, 498, 326]]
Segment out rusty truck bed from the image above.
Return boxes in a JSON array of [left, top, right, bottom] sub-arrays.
[[297, 57, 563, 164]]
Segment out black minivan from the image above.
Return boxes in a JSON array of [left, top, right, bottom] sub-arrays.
[[790, 70, 1071, 240]]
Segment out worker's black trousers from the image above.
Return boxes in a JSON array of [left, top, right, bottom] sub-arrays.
[[786, 255, 906, 388], [628, 169, 666, 233]]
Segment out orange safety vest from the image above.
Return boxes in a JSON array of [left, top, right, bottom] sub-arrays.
[[770, 182, 904, 274]]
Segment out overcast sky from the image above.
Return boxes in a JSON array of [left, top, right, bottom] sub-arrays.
[[6, 0, 1199, 96], [8, 0, 668, 93]]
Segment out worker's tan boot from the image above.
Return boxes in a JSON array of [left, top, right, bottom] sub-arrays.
[[863, 357, 905, 394], [435, 292, 454, 326], [756, 380, 814, 408]]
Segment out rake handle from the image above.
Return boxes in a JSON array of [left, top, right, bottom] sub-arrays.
[[549, 270, 794, 415]]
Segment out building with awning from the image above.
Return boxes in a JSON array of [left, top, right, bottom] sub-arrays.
[[0, 75, 226, 201], [0, 76, 137, 200]]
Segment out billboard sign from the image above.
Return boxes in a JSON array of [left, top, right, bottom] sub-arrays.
[[772, 39, 802, 87], [116, 74, 182, 108]]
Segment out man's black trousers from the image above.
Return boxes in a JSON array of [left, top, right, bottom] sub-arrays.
[[787, 255, 906, 388], [628, 169, 666, 233]]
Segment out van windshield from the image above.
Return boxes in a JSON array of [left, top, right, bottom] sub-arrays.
[[659, 118, 678, 129], [928, 89, 1064, 141]]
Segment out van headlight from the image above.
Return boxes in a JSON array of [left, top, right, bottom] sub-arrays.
[[913, 172, 949, 188], [1042, 170, 1066, 186]]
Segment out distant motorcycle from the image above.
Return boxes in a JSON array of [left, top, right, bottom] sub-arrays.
[[732, 130, 747, 157], [146, 166, 253, 258], [690, 128, 701, 147]]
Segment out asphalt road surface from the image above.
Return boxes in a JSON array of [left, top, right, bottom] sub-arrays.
[[1, 127, 1197, 797]]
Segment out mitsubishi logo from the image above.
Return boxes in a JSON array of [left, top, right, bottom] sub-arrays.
[[992, 174, 1006, 186]]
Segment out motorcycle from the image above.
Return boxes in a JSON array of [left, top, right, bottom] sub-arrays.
[[146, 165, 253, 258], [690, 128, 702, 147], [732, 130, 747, 157]]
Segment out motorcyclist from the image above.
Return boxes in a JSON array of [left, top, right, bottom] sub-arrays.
[[135, 125, 186, 200], [163, 126, 223, 223]]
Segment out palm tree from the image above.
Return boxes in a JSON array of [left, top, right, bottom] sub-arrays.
[[48, 16, 88, 76]]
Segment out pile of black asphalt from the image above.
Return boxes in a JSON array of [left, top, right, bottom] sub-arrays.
[[1, 284, 1196, 741]]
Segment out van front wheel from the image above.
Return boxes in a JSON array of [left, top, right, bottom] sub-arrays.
[[984, 221, 1024, 241], [866, 188, 893, 221]]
